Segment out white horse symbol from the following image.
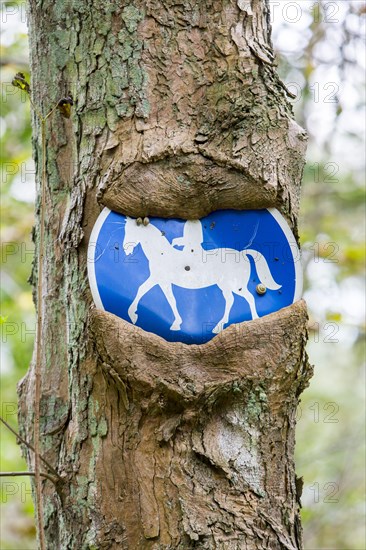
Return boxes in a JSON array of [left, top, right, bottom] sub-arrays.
[[123, 217, 281, 334]]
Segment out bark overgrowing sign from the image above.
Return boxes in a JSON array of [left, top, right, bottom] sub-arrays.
[[88, 208, 302, 343]]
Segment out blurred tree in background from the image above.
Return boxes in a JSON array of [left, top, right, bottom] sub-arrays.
[[1, 2, 35, 548], [0, 1, 364, 548], [271, 2, 365, 548]]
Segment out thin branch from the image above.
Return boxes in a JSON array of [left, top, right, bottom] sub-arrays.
[[28, 94, 43, 122], [0, 471, 58, 485], [44, 100, 61, 121], [0, 416, 62, 481]]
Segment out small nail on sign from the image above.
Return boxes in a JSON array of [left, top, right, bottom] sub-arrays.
[[88, 208, 302, 344]]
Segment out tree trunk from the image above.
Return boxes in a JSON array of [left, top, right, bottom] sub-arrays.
[[19, 0, 311, 548]]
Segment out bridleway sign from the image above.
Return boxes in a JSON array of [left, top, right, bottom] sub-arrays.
[[88, 208, 302, 344]]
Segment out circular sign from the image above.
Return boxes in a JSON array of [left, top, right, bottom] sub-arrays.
[[88, 208, 302, 344]]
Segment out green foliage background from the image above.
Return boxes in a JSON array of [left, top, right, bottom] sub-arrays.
[[1, 1, 365, 548]]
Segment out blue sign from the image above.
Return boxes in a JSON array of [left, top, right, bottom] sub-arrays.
[[88, 208, 302, 344]]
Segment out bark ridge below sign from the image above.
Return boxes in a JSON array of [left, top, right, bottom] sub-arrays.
[[88, 208, 302, 344]]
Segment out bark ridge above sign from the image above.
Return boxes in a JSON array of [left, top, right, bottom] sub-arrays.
[[92, 1, 307, 221]]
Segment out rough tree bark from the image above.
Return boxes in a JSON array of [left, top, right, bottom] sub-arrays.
[[19, 0, 311, 548]]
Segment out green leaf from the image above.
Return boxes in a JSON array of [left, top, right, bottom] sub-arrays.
[[11, 72, 30, 94]]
